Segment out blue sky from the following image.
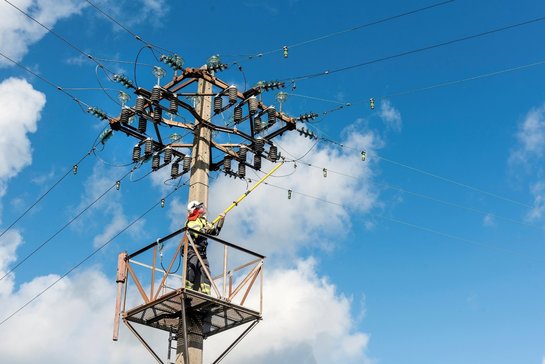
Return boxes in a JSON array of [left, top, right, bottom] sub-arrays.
[[0, 0, 545, 363]]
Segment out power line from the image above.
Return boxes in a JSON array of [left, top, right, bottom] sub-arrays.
[[260, 181, 545, 263], [2, 0, 117, 76], [0, 149, 94, 242], [235, 0, 455, 61], [84, 0, 173, 55], [283, 14, 545, 82], [294, 157, 537, 228], [0, 50, 91, 113], [308, 130, 533, 209], [0, 165, 136, 282]]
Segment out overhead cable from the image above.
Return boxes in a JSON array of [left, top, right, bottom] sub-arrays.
[[237, 0, 455, 61], [0, 165, 136, 282], [0, 182, 187, 327], [283, 15, 545, 82], [0, 149, 94, 242]]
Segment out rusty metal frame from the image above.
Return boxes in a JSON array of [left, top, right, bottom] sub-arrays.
[[114, 227, 266, 363]]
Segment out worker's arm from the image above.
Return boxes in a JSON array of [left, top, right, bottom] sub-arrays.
[[206, 214, 224, 235]]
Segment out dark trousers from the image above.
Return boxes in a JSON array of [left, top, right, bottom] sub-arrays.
[[186, 246, 211, 289]]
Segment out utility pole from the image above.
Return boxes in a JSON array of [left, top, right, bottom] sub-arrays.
[[106, 54, 321, 364], [176, 72, 212, 364]]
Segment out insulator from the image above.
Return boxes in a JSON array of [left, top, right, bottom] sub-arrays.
[[267, 107, 276, 126], [135, 96, 145, 113], [214, 96, 223, 114], [254, 116, 262, 132], [153, 106, 162, 123], [152, 154, 160, 171], [288, 189, 292, 199], [151, 86, 162, 103], [115, 181, 121, 190], [323, 168, 327, 177], [144, 139, 152, 156], [224, 156, 232, 172], [164, 147, 172, 164], [73, 165, 78, 175], [238, 162, 246, 178], [254, 155, 261, 170], [228, 86, 237, 104], [255, 138, 264, 152], [161, 198, 165, 208], [238, 148, 247, 161], [183, 156, 191, 173], [132, 144, 141, 162], [169, 98, 178, 114], [171, 162, 179, 178], [234, 106, 242, 123], [369, 98, 375, 110], [248, 96, 258, 114], [99, 128, 113, 144], [361, 150, 367, 161], [120, 108, 130, 124], [138, 116, 147, 133], [283, 46, 288, 58], [269, 145, 278, 162]]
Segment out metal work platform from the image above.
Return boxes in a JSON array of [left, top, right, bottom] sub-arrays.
[[124, 287, 260, 338], [113, 227, 264, 363]]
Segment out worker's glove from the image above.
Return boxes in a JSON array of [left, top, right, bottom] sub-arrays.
[[216, 214, 225, 230]]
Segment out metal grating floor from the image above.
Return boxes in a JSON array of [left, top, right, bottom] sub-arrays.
[[123, 289, 260, 337]]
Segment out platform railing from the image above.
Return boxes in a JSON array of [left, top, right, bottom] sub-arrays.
[[113, 227, 265, 341]]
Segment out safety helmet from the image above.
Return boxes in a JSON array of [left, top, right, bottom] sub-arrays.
[[187, 200, 204, 213]]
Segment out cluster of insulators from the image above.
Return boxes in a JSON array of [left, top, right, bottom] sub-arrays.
[[132, 140, 191, 178], [256, 80, 285, 91], [223, 143, 279, 178], [207, 62, 228, 72], [297, 127, 318, 140], [113, 74, 135, 89], [88, 107, 108, 120], [297, 112, 319, 122], [160, 54, 184, 71]]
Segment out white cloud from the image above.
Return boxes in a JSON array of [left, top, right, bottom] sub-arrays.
[[483, 213, 495, 227], [0, 0, 85, 67], [0, 77, 46, 198], [77, 162, 144, 248], [205, 258, 370, 364], [379, 99, 402, 132], [0, 266, 161, 363], [209, 126, 381, 259], [0, 230, 23, 296], [527, 180, 545, 222], [509, 104, 545, 167]]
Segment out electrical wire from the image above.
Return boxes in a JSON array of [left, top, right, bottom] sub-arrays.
[[259, 181, 545, 263], [277, 156, 537, 229], [303, 124, 533, 209], [0, 149, 94, 243], [84, 0, 174, 55], [0, 50, 90, 113], [2, 0, 117, 76], [236, 0, 455, 61], [0, 180, 188, 328], [0, 165, 137, 282], [282, 14, 545, 83]]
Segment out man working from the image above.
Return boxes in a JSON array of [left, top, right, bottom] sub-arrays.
[[185, 200, 225, 295]]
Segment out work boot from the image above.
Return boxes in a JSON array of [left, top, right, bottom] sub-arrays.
[[185, 280, 193, 290], [199, 283, 211, 295]]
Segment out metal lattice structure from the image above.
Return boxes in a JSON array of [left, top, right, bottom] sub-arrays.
[[113, 227, 265, 363]]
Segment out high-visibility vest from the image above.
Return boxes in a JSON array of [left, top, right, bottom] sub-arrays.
[[186, 217, 213, 247]]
